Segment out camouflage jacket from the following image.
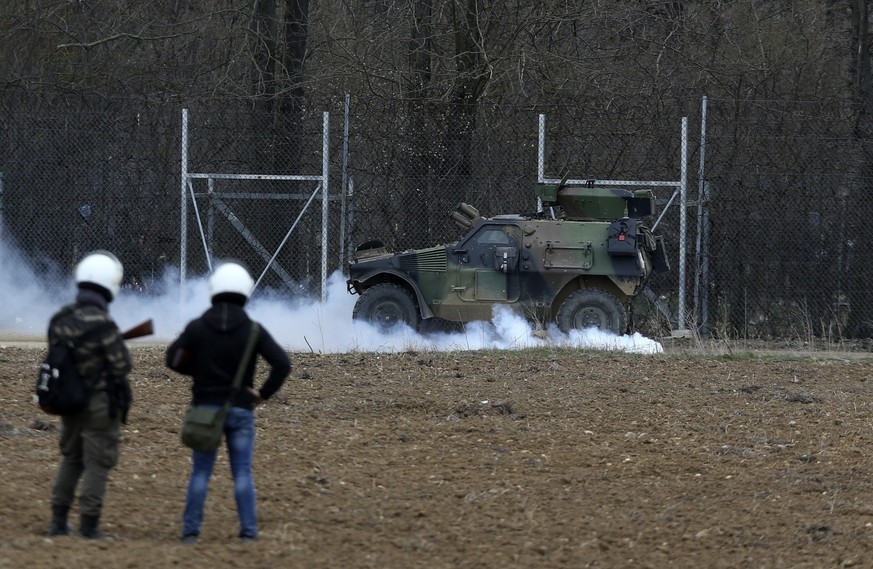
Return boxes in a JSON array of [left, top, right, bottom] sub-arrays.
[[47, 289, 132, 417]]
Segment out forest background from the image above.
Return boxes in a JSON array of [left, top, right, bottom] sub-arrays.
[[2, 0, 872, 342]]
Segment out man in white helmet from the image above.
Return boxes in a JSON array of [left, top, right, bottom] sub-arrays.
[[166, 260, 291, 544], [46, 250, 133, 540]]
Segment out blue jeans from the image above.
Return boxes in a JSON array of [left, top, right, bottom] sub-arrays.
[[182, 406, 257, 538]]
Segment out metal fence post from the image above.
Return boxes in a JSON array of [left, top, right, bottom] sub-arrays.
[[537, 114, 546, 212], [675, 117, 689, 336], [694, 95, 709, 334], [340, 94, 350, 270], [321, 111, 330, 302], [180, 108, 189, 294]]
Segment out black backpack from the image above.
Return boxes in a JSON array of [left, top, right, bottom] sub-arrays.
[[35, 307, 105, 415]]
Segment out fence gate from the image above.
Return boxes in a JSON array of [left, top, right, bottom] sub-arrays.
[[179, 109, 331, 300], [536, 113, 692, 336]]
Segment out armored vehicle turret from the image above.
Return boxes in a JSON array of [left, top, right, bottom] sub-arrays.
[[346, 183, 670, 334]]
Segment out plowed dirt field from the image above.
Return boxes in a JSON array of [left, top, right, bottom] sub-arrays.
[[2, 343, 873, 568]]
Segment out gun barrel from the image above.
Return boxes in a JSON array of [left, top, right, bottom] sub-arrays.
[[122, 319, 154, 340]]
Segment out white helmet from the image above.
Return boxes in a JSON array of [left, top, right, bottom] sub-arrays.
[[75, 250, 124, 300], [209, 261, 254, 299]]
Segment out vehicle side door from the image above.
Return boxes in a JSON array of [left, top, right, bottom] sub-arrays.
[[447, 223, 521, 319]]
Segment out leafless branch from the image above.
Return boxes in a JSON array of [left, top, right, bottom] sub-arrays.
[[57, 32, 188, 50]]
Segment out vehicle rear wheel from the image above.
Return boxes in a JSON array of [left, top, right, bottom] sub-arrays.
[[556, 288, 626, 334], [353, 283, 420, 331]]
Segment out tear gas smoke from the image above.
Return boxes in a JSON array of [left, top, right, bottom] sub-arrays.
[[0, 241, 662, 354]]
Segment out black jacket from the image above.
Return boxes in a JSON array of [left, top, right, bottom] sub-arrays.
[[166, 302, 291, 408]]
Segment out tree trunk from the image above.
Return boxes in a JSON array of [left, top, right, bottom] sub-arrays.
[[442, 0, 489, 219], [402, 0, 434, 246], [277, 0, 309, 173]]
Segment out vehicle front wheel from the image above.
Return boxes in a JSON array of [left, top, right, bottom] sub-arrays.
[[556, 288, 627, 334], [353, 283, 420, 331]]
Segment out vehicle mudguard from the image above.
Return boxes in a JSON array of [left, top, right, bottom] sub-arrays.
[[350, 269, 435, 319]]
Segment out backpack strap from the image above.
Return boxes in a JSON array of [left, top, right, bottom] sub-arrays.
[[225, 322, 260, 406]]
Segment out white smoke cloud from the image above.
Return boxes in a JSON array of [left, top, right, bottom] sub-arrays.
[[0, 239, 67, 336], [248, 273, 663, 354], [0, 239, 663, 354]]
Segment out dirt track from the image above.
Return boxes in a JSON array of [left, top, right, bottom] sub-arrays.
[[2, 343, 873, 568]]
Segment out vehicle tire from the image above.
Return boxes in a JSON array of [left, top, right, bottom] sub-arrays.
[[556, 288, 627, 334], [353, 283, 420, 331]]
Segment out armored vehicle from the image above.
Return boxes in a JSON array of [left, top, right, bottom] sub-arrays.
[[346, 182, 670, 334]]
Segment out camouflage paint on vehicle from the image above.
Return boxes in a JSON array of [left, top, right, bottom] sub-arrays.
[[347, 183, 670, 334]]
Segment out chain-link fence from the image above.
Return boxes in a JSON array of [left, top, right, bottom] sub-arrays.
[[2, 95, 870, 340], [702, 98, 872, 340]]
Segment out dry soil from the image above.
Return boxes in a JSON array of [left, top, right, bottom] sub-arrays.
[[2, 342, 873, 568]]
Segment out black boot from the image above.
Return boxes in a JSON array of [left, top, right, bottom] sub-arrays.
[[47, 505, 70, 536], [79, 514, 106, 540]]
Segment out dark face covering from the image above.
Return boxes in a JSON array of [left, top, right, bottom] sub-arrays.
[[77, 283, 112, 306], [211, 292, 247, 307]]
